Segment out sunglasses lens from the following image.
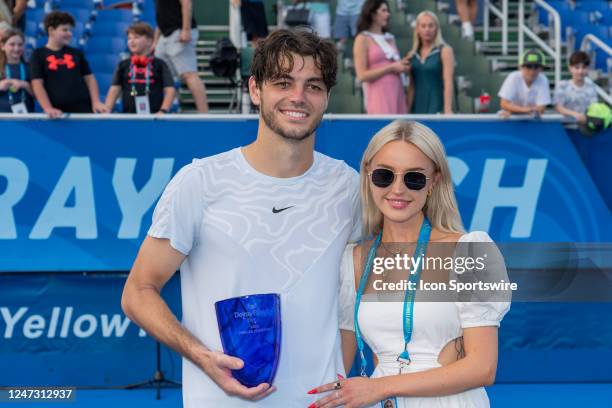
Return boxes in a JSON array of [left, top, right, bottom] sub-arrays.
[[404, 172, 427, 190], [371, 169, 394, 188]]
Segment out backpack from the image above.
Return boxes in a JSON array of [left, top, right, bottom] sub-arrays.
[[209, 37, 239, 79]]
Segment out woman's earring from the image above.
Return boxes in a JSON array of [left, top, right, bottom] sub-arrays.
[[427, 189, 432, 197]]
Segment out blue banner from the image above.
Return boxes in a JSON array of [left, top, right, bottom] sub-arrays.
[[0, 118, 610, 272]]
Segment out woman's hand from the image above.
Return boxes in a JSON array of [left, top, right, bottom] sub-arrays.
[[308, 376, 385, 408], [0, 79, 13, 92], [12, 80, 28, 90], [388, 59, 411, 74]]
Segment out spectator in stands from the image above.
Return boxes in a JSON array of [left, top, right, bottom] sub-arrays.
[[333, 0, 364, 50], [0, 28, 33, 113], [105, 23, 175, 114], [407, 11, 455, 114], [0, 0, 11, 27], [6, 0, 27, 31], [498, 49, 550, 118], [353, 0, 410, 114], [456, 0, 477, 40], [30, 11, 107, 117], [302, 1, 332, 39], [231, 0, 268, 47], [554, 51, 598, 124], [153, 0, 209, 112]]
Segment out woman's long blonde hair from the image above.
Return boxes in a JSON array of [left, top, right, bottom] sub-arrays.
[[410, 10, 445, 56], [359, 120, 464, 238]]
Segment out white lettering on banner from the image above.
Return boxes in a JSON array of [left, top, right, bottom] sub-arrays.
[[0, 307, 146, 339], [1, 306, 28, 338], [101, 314, 131, 338], [447, 157, 469, 186], [30, 157, 97, 239], [0, 158, 29, 239], [23, 314, 45, 339], [469, 159, 548, 238], [73, 314, 97, 338], [0, 157, 174, 240], [0, 156, 548, 240], [113, 158, 174, 239]]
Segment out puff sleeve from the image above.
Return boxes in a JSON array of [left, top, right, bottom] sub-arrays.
[[454, 231, 511, 328]]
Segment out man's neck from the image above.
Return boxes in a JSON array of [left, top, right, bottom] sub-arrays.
[[241, 124, 315, 179], [572, 77, 585, 87], [132, 51, 147, 57], [46, 41, 63, 51]]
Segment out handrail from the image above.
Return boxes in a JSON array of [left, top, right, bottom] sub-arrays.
[[519, 0, 561, 85], [483, 0, 509, 55], [581, 34, 612, 105]]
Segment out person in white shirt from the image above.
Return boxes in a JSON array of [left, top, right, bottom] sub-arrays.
[[121, 29, 361, 407], [554, 50, 599, 124], [498, 49, 551, 118]]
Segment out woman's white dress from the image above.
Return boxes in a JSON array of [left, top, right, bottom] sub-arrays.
[[339, 231, 511, 408]]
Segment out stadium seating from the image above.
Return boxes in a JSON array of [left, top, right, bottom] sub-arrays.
[[84, 36, 127, 54], [87, 53, 121, 73]]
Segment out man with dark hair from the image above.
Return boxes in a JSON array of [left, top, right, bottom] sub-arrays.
[[30, 11, 107, 117], [105, 22, 176, 114], [554, 50, 598, 124], [122, 29, 360, 407]]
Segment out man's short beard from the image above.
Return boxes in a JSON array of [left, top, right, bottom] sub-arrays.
[[260, 99, 323, 142]]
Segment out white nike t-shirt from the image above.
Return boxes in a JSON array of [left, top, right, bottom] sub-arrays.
[[148, 147, 361, 407]]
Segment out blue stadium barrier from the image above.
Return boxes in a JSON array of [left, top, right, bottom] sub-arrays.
[[0, 115, 610, 390]]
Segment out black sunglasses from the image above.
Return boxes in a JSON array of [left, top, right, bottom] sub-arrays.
[[369, 168, 430, 190]]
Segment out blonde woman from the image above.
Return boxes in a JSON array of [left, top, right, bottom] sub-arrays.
[[308, 120, 510, 407], [407, 11, 455, 114]]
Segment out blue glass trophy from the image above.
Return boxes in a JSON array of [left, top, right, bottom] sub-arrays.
[[215, 293, 282, 387]]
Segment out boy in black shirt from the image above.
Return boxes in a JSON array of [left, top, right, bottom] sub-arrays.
[[30, 11, 107, 117], [105, 22, 175, 114]]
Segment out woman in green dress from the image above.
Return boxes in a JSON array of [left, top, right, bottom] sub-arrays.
[[407, 11, 455, 114]]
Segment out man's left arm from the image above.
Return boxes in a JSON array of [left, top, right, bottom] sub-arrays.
[[179, 0, 193, 43]]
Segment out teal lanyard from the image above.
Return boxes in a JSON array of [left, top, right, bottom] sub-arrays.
[[5, 63, 26, 105], [354, 217, 432, 376], [130, 62, 150, 96]]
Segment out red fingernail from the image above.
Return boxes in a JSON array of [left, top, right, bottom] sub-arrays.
[[337, 373, 345, 380], [308, 404, 316, 408], [307, 388, 318, 395]]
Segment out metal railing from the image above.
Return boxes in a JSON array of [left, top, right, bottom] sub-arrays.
[[518, 0, 561, 84], [483, 0, 509, 55], [581, 34, 612, 105]]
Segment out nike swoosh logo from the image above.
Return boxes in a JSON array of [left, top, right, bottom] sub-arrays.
[[272, 206, 295, 214]]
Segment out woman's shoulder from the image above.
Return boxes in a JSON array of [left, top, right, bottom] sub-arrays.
[[457, 230, 494, 243], [429, 229, 493, 244], [440, 44, 454, 58]]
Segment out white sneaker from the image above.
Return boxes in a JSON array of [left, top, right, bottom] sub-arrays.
[[462, 22, 474, 40]]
